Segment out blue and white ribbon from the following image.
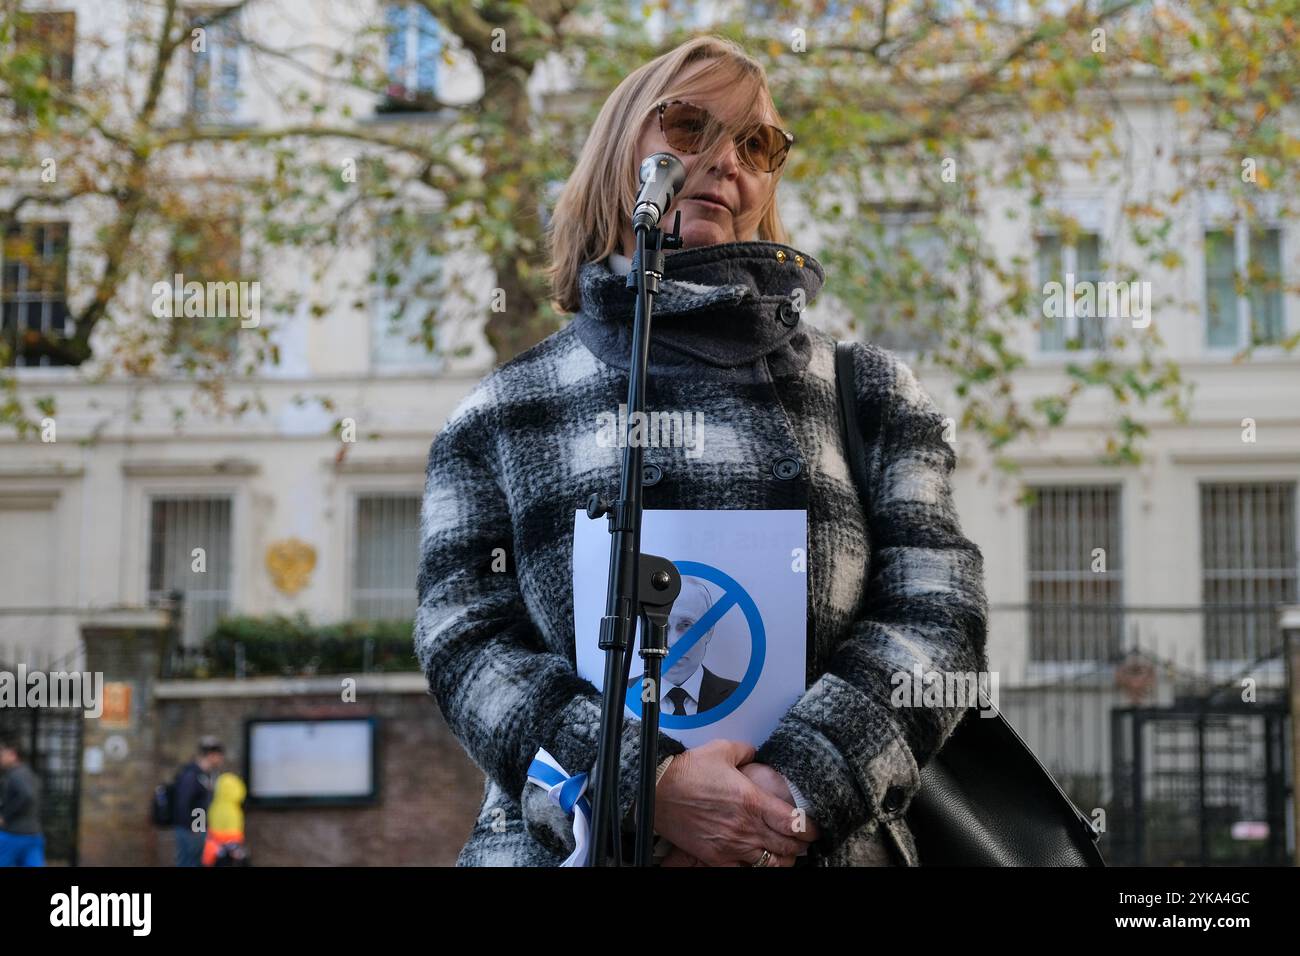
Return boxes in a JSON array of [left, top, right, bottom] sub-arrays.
[[526, 748, 592, 867]]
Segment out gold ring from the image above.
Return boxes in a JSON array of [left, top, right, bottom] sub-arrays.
[[751, 849, 772, 867]]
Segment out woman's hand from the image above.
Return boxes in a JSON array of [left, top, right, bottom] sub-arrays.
[[653, 739, 816, 867], [740, 762, 822, 848], [659, 764, 820, 866]]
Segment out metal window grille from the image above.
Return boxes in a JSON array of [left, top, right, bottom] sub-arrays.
[[1026, 485, 1124, 662], [147, 496, 232, 646], [1200, 482, 1298, 663], [1, 222, 72, 367], [353, 494, 420, 621]]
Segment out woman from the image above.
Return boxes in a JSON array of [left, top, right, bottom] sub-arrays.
[[416, 34, 988, 867]]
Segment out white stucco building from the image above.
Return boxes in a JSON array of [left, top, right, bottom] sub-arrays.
[[2, 3, 1296, 858]]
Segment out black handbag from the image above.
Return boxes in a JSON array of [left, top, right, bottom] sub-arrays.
[[834, 341, 1106, 866]]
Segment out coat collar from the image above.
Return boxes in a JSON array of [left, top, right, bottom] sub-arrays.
[[570, 240, 825, 371]]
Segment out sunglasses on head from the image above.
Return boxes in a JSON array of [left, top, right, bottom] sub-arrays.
[[657, 100, 794, 174]]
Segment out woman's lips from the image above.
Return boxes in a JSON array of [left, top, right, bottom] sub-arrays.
[[683, 197, 731, 214]]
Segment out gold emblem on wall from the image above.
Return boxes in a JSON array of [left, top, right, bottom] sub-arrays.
[[266, 538, 317, 595]]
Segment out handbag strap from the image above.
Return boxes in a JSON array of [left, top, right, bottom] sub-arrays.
[[834, 341, 872, 503]]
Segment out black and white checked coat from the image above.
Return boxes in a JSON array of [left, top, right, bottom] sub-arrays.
[[415, 240, 988, 866]]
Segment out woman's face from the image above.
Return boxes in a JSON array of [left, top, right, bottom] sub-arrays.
[[621, 72, 779, 255]]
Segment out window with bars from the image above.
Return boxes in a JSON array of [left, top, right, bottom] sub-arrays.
[[1204, 227, 1285, 348], [381, 3, 440, 113], [352, 494, 420, 621], [187, 7, 242, 123], [1026, 485, 1124, 663], [1200, 482, 1298, 663], [12, 11, 76, 120], [2, 222, 72, 367], [1037, 232, 1106, 351], [148, 496, 233, 646]]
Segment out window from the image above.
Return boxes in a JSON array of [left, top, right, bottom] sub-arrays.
[[148, 496, 233, 646], [1026, 485, 1124, 663], [169, 216, 243, 363], [382, 3, 440, 112], [1205, 226, 1285, 348], [0, 499, 60, 650], [2, 222, 72, 367], [1037, 232, 1105, 351], [12, 11, 76, 119], [372, 213, 442, 370], [856, 216, 947, 353], [352, 494, 420, 620], [1201, 483, 1297, 663], [187, 7, 242, 123]]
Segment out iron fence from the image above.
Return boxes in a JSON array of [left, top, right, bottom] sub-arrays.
[[0, 640, 88, 865], [988, 602, 1294, 867]]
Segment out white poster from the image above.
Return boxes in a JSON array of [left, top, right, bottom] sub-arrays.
[[573, 509, 807, 749], [248, 720, 374, 799]]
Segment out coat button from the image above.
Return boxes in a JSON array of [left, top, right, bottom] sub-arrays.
[[777, 300, 800, 328], [642, 463, 662, 486], [772, 456, 802, 480], [881, 785, 906, 814]]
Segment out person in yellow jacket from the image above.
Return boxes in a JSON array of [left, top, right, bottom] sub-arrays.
[[202, 772, 248, 866]]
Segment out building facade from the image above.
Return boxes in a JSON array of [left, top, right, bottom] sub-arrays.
[[2, 0, 1296, 864]]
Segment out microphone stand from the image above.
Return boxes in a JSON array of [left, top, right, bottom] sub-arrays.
[[585, 210, 684, 866]]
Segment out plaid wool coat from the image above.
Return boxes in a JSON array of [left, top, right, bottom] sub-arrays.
[[415, 240, 988, 866]]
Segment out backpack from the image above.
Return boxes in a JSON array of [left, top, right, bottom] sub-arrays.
[[151, 781, 177, 827]]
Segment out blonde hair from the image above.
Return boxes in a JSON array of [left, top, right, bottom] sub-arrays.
[[546, 35, 791, 314]]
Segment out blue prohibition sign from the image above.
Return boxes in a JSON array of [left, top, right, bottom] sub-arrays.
[[625, 560, 766, 729]]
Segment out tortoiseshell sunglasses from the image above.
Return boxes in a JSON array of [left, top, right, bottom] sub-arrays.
[[657, 100, 794, 173]]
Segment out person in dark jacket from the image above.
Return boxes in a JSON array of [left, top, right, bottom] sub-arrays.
[[172, 736, 225, 867], [0, 739, 44, 867]]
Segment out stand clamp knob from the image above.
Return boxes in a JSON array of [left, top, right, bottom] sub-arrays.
[[586, 493, 614, 520]]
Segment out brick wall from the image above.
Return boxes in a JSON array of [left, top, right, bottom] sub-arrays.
[[79, 612, 172, 866], [151, 679, 483, 866], [80, 615, 484, 866]]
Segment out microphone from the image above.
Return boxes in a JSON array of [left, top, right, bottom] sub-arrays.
[[631, 153, 686, 233]]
